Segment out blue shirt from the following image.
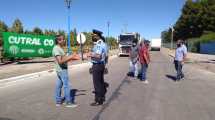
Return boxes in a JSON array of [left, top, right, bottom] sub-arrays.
[[103, 43, 109, 57], [175, 44, 187, 61], [91, 40, 106, 63]]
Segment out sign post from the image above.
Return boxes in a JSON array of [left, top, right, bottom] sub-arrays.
[[77, 33, 86, 61]]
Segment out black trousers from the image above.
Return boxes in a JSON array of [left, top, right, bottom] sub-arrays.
[[92, 64, 106, 103]]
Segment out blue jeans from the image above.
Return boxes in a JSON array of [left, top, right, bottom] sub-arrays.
[[55, 69, 73, 104], [174, 60, 184, 80], [129, 60, 138, 77], [140, 64, 148, 81]]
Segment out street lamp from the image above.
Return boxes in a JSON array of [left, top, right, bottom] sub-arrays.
[[124, 24, 128, 33], [107, 21, 110, 46], [65, 0, 72, 54], [171, 27, 174, 49], [107, 21, 110, 38]]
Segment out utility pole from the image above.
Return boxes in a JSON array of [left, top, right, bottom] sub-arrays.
[[171, 27, 174, 49], [65, 0, 72, 54]]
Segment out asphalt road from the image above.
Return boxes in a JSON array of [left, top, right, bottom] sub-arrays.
[[0, 51, 215, 120]]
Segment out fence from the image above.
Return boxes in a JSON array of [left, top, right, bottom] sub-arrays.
[[162, 41, 215, 55], [200, 42, 215, 55], [162, 42, 177, 49]]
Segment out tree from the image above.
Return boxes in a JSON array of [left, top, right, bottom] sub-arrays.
[[83, 32, 93, 47], [44, 29, 56, 36], [106, 37, 118, 48], [161, 29, 171, 43], [32, 27, 43, 35], [174, 0, 203, 40], [0, 21, 8, 32], [0, 21, 8, 46], [24, 30, 32, 34], [173, 0, 215, 40], [10, 19, 23, 33], [201, 0, 215, 32], [69, 31, 75, 47], [69, 28, 78, 47], [57, 30, 66, 37]]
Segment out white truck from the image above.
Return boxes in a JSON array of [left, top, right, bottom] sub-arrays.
[[150, 38, 161, 51], [118, 33, 140, 56]]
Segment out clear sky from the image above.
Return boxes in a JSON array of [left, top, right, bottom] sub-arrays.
[[0, 0, 186, 39]]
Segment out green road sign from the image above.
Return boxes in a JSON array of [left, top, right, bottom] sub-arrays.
[[3, 32, 55, 58]]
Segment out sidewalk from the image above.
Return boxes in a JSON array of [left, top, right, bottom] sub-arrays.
[[161, 47, 215, 73], [0, 49, 118, 80]]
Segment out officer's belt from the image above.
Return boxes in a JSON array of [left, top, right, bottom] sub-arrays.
[[92, 61, 105, 65]]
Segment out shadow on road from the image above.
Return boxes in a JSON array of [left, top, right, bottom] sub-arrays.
[[92, 76, 130, 120], [70, 89, 87, 102], [17, 60, 54, 64], [166, 74, 177, 81], [0, 118, 14, 120], [0, 61, 16, 66], [118, 55, 129, 57]]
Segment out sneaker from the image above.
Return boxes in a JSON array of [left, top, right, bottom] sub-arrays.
[[56, 103, 62, 107], [90, 101, 103, 106], [144, 80, 149, 84], [141, 80, 149, 84], [65, 103, 78, 108], [181, 76, 185, 80]]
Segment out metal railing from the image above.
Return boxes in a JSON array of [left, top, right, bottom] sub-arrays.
[[162, 42, 177, 49]]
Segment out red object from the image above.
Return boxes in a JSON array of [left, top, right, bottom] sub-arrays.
[[138, 45, 150, 64]]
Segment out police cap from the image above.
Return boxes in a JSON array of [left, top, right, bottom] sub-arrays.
[[92, 29, 103, 36]]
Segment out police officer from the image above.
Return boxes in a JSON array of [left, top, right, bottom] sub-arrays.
[[89, 29, 107, 106]]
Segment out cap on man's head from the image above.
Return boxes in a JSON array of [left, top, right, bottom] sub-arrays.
[[92, 29, 103, 36], [177, 39, 183, 44], [144, 40, 150, 43]]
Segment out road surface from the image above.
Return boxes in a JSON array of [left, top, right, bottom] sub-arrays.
[[0, 51, 215, 120]]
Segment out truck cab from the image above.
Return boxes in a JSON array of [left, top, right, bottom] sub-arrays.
[[118, 33, 140, 56]]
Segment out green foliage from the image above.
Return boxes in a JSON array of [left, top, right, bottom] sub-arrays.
[[44, 29, 57, 36], [161, 29, 171, 43], [83, 32, 93, 47], [165, 0, 215, 41], [0, 21, 8, 46], [11, 19, 23, 33], [57, 30, 66, 37], [69, 32, 76, 47], [106, 37, 118, 48], [32, 27, 43, 35], [0, 21, 8, 32], [24, 30, 32, 34], [174, 0, 204, 39]]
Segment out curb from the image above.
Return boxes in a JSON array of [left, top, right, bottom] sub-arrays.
[[0, 55, 117, 87]]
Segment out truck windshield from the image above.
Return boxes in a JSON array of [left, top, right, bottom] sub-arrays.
[[119, 35, 135, 44]]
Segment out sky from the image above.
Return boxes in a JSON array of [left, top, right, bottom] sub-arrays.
[[0, 0, 186, 40]]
